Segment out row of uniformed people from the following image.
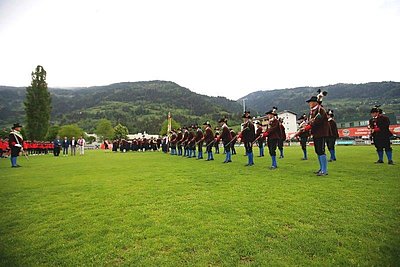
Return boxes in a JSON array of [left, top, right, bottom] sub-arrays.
[[111, 138, 161, 152]]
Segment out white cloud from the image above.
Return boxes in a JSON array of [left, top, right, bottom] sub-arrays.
[[0, 0, 399, 99]]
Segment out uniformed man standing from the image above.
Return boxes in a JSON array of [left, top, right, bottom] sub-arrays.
[[8, 123, 24, 168], [241, 112, 256, 166], [176, 128, 183, 156], [230, 129, 237, 155], [169, 130, 177, 155], [214, 127, 220, 154], [187, 125, 196, 158], [203, 121, 214, 161], [262, 108, 281, 169], [369, 106, 394, 164], [195, 125, 204, 159], [296, 114, 310, 160], [255, 121, 265, 157], [180, 126, 189, 157], [278, 118, 286, 158], [217, 118, 232, 163], [303, 91, 329, 176], [326, 109, 339, 162]]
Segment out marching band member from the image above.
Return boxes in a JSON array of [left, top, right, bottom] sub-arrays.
[[241, 111, 255, 166], [296, 114, 310, 160], [217, 118, 232, 163], [326, 109, 339, 162], [262, 108, 280, 170], [369, 105, 394, 164], [303, 90, 329, 176], [8, 123, 24, 168], [255, 121, 265, 157]]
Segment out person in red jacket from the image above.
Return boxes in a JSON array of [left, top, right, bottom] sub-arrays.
[[262, 107, 281, 169], [326, 109, 339, 162], [0, 138, 9, 158], [303, 91, 329, 176], [369, 106, 394, 164]]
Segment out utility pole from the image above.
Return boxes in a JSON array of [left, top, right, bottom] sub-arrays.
[[242, 98, 247, 113]]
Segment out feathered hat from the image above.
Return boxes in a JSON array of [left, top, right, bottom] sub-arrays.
[[370, 105, 382, 114], [265, 106, 278, 116], [306, 89, 327, 103]]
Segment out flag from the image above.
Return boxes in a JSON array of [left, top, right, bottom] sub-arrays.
[[167, 112, 172, 133]]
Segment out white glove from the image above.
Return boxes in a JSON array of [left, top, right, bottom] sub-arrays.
[[14, 144, 22, 148]]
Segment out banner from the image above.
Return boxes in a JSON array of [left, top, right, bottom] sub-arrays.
[[338, 124, 400, 138]]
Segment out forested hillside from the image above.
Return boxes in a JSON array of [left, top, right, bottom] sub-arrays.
[[238, 82, 400, 122], [0, 81, 243, 133], [1, 81, 399, 135]]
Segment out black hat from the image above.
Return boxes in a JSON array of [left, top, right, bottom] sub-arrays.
[[306, 96, 318, 103], [203, 121, 211, 126], [12, 123, 23, 129], [370, 105, 382, 114], [265, 106, 278, 115], [242, 111, 251, 119], [297, 113, 307, 120], [218, 118, 227, 123], [327, 109, 334, 117]]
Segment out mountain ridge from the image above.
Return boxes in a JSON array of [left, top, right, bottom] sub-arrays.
[[1, 81, 399, 135]]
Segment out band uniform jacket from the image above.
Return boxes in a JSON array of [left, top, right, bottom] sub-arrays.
[[195, 128, 204, 143], [9, 130, 24, 149], [266, 118, 281, 140], [181, 130, 189, 145], [242, 121, 255, 143], [369, 115, 392, 141], [204, 127, 214, 144], [328, 118, 339, 138], [309, 105, 329, 138], [188, 130, 195, 145], [279, 123, 286, 140], [170, 132, 177, 145], [220, 124, 232, 143], [176, 131, 183, 145], [256, 126, 265, 142]]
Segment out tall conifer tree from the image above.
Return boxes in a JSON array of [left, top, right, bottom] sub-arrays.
[[24, 65, 51, 140]]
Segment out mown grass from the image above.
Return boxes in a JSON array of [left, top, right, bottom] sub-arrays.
[[0, 146, 399, 266]]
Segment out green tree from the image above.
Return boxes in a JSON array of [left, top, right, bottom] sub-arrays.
[[58, 124, 84, 139], [113, 123, 129, 140], [159, 118, 181, 136], [45, 125, 61, 141], [24, 65, 51, 140], [95, 119, 114, 141]]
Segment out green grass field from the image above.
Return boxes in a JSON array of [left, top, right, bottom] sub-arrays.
[[0, 146, 399, 266]]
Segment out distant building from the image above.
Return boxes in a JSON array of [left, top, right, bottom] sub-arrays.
[[277, 110, 297, 137], [254, 110, 297, 138]]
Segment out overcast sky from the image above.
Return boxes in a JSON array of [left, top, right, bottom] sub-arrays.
[[0, 0, 399, 100]]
